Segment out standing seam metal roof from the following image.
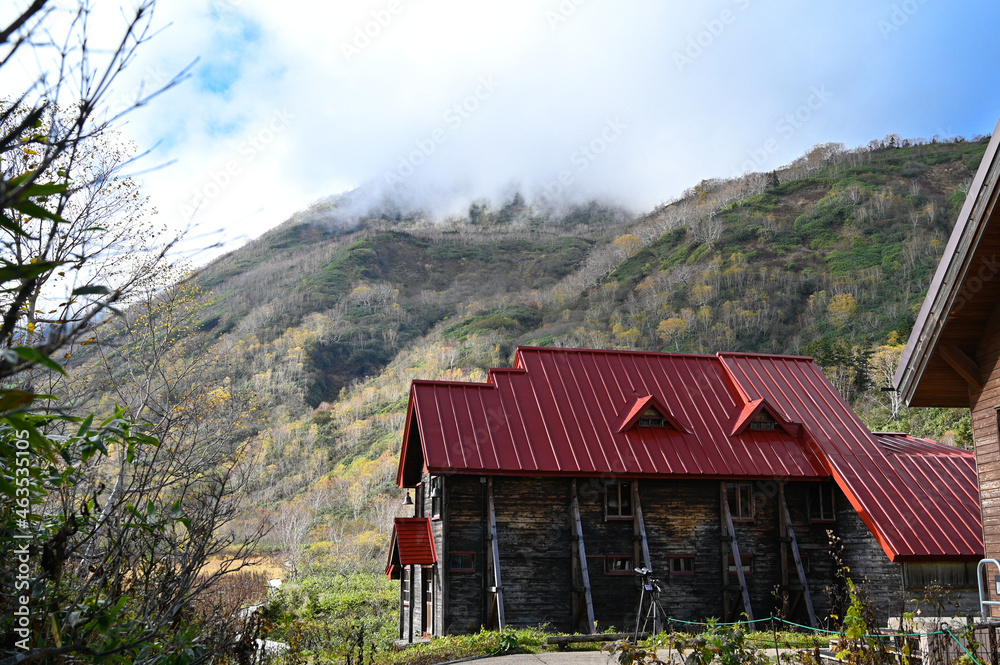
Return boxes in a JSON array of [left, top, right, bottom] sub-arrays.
[[397, 347, 981, 561]]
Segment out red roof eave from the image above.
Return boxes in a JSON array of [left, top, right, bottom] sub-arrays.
[[894, 117, 1000, 403], [397, 386, 422, 488]]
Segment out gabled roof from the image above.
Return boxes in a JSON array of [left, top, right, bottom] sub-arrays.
[[385, 517, 437, 578], [397, 346, 981, 562], [894, 121, 1000, 406], [728, 397, 802, 438], [615, 393, 689, 433]]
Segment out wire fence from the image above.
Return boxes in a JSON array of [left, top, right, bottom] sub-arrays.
[[649, 614, 1000, 665]]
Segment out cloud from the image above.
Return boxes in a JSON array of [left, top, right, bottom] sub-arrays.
[[75, 0, 1000, 259]]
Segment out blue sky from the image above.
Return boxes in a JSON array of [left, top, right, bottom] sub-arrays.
[[17, 0, 1000, 259]]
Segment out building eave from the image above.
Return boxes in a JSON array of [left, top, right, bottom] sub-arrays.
[[895, 119, 1000, 405]]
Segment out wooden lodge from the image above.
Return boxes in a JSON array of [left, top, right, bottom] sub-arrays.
[[388, 347, 982, 641], [895, 117, 1000, 605]]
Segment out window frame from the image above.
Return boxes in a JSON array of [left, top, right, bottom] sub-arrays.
[[430, 476, 443, 520], [808, 482, 836, 523], [749, 410, 777, 431], [449, 551, 475, 573], [669, 555, 694, 575], [605, 480, 634, 520], [637, 407, 665, 428], [422, 566, 434, 635], [402, 566, 411, 606], [606, 555, 635, 576], [726, 482, 754, 521]]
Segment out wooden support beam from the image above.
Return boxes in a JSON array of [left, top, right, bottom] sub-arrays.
[[721, 482, 754, 622], [632, 480, 658, 635], [633, 481, 652, 572], [941, 344, 982, 389], [778, 485, 790, 619], [408, 565, 414, 643], [571, 479, 596, 633], [486, 477, 505, 630], [779, 485, 817, 628], [720, 484, 731, 620]]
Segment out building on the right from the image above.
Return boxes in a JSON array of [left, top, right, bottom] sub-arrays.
[[894, 117, 1000, 584]]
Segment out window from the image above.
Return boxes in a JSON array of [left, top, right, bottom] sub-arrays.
[[402, 567, 410, 605], [808, 483, 835, 522], [430, 476, 442, 519], [670, 556, 694, 575], [637, 407, 665, 428], [606, 480, 633, 518], [449, 552, 474, 572], [903, 562, 979, 589], [606, 556, 634, 575], [728, 554, 754, 575], [422, 567, 434, 635], [749, 410, 777, 431], [726, 482, 753, 520]]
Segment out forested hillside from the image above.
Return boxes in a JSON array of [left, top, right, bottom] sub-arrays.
[[65, 135, 987, 578]]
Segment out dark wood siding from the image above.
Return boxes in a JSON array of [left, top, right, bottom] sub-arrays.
[[443, 475, 486, 634], [422, 475, 902, 638], [972, 302, 1000, 565], [491, 476, 575, 630], [641, 480, 726, 621], [836, 487, 904, 623], [577, 477, 640, 631], [784, 482, 838, 622]]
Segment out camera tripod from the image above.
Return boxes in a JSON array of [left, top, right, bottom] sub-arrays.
[[634, 567, 667, 642]]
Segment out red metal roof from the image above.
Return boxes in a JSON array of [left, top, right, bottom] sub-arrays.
[[397, 346, 982, 562], [717, 353, 980, 561], [386, 517, 437, 577]]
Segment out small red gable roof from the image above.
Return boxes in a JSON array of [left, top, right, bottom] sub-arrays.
[[397, 346, 981, 562], [385, 517, 437, 578], [615, 394, 689, 433], [729, 397, 802, 438]]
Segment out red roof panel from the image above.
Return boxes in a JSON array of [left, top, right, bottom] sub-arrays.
[[386, 517, 437, 577], [717, 353, 981, 561], [398, 347, 982, 562]]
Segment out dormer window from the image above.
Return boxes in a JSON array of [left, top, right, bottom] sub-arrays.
[[749, 411, 777, 431], [616, 395, 689, 434], [729, 398, 802, 438], [637, 407, 665, 428]]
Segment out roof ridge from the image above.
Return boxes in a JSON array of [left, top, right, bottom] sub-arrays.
[[411, 379, 495, 388], [717, 351, 814, 361], [515, 345, 718, 359]]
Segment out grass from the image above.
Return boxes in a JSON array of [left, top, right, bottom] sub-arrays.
[[378, 628, 549, 665], [743, 629, 828, 649], [200, 555, 286, 580], [370, 627, 828, 665]]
